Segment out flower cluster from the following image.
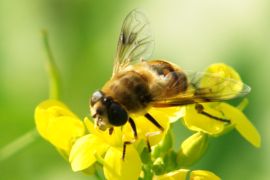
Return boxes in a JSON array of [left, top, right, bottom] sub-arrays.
[[35, 63, 261, 179]]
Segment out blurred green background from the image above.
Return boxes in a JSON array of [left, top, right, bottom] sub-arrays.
[[0, 0, 269, 179]]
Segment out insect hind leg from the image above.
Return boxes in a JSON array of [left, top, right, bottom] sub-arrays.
[[145, 131, 162, 152], [195, 103, 230, 123]]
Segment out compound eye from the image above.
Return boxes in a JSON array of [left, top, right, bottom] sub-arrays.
[[107, 102, 128, 126], [90, 90, 104, 106]]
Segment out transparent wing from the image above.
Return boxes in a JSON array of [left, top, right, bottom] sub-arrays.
[[113, 9, 154, 76], [152, 71, 251, 107]]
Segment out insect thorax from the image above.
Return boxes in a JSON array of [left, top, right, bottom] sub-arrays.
[[102, 70, 152, 113]]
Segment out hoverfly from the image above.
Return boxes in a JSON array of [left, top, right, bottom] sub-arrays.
[[90, 10, 250, 159]]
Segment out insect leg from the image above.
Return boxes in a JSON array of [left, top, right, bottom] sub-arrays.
[[109, 127, 114, 135], [128, 117, 138, 139], [144, 113, 164, 131], [122, 140, 136, 160], [145, 131, 162, 152], [122, 117, 138, 160], [195, 103, 230, 123]]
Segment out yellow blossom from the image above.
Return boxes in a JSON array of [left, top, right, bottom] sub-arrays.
[[34, 99, 85, 156], [35, 98, 184, 179], [69, 118, 142, 180], [68, 105, 184, 179], [182, 63, 260, 147]]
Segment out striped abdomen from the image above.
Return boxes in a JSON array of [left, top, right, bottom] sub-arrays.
[[147, 60, 188, 98]]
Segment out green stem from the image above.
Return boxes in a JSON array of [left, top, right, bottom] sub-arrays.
[[0, 31, 61, 162], [237, 98, 249, 111], [94, 169, 103, 180], [0, 129, 38, 162], [42, 30, 60, 100]]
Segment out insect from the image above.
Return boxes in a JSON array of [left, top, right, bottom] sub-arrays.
[[90, 10, 250, 159]]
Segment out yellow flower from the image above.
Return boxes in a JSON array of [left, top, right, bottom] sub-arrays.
[[35, 97, 184, 179], [182, 63, 261, 148], [69, 105, 184, 179], [153, 169, 221, 180], [69, 118, 142, 180], [34, 99, 85, 156]]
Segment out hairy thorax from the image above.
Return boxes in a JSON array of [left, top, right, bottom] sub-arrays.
[[102, 65, 153, 113]]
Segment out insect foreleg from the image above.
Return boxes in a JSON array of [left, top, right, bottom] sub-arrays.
[[128, 117, 138, 139], [109, 127, 114, 135], [121, 118, 138, 160]]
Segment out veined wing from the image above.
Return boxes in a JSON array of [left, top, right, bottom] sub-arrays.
[[112, 9, 154, 76], [152, 71, 251, 107]]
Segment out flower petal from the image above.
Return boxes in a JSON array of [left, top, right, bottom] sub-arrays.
[[35, 100, 74, 139], [151, 106, 185, 123], [216, 103, 261, 148], [84, 117, 123, 147], [183, 104, 225, 135], [204, 63, 241, 80], [190, 170, 221, 180], [47, 116, 85, 153], [35, 99, 85, 153], [127, 108, 171, 146], [103, 146, 141, 180], [69, 134, 109, 172]]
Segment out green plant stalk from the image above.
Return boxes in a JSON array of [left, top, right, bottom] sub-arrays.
[[42, 30, 60, 100], [0, 129, 38, 161], [237, 98, 249, 111], [0, 30, 61, 162]]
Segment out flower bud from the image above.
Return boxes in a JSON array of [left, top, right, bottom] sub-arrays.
[[152, 157, 165, 175], [140, 147, 151, 164], [200, 63, 243, 99], [153, 169, 189, 180], [163, 150, 178, 172], [177, 132, 208, 167], [152, 129, 173, 159]]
